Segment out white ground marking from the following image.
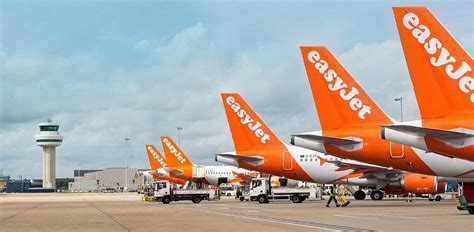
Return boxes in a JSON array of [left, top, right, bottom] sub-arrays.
[[208, 204, 299, 213], [333, 214, 379, 220], [358, 213, 418, 219], [172, 205, 367, 231]]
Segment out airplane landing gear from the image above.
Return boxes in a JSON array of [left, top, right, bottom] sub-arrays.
[[354, 190, 366, 200], [370, 190, 384, 200]]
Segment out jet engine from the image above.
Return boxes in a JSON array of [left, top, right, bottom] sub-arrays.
[[387, 173, 445, 194]]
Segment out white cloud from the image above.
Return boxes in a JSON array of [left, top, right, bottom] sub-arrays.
[[2, 55, 64, 81], [153, 23, 212, 63]]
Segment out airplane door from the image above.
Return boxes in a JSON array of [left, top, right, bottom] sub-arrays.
[[218, 177, 228, 186], [283, 151, 293, 170], [389, 142, 405, 159]]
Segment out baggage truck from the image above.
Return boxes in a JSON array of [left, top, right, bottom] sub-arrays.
[[153, 181, 219, 204], [241, 177, 313, 204]]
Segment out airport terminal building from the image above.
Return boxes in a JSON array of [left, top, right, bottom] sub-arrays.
[[68, 167, 145, 192]]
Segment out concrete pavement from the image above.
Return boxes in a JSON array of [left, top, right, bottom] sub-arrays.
[[0, 193, 472, 231]]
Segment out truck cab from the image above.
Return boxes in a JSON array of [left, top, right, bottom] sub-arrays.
[[154, 181, 171, 199], [248, 178, 267, 201]]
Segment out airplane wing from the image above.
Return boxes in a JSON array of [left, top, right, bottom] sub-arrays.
[[292, 134, 363, 152], [230, 171, 257, 185], [383, 125, 474, 148], [232, 171, 257, 181], [322, 157, 405, 183]]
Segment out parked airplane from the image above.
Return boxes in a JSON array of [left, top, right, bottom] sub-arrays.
[[158, 136, 257, 186], [292, 46, 474, 179], [381, 7, 474, 162], [145, 144, 187, 185], [216, 93, 446, 200]]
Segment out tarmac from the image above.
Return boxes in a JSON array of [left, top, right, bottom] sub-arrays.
[[0, 193, 473, 232]]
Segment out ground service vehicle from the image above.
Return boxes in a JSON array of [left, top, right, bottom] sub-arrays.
[[220, 184, 237, 197], [153, 181, 219, 204], [242, 178, 313, 204]]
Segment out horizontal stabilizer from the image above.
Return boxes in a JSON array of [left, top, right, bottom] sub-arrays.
[[215, 153, 264, 166], [292, 134, 363, 152], [383, 125, 474, 148], [162, 167, 184, 176]]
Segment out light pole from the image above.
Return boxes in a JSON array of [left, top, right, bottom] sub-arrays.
[[19, 175, 23, 192], [394, 97, 405, 122], [78, 162, 82, 191], [177, 127, 183, 146], [124, 138, 131, 191]]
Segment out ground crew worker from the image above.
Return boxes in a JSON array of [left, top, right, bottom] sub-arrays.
[[326, 184, 340, 207]]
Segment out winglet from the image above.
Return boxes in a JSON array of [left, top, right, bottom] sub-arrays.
[[300, 46, 392, 130], [393, 7, 474, 118]]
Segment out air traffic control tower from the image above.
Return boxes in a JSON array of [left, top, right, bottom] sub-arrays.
[[35, 119, 63, 189]]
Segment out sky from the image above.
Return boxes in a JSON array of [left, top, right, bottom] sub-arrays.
[[0, 0, 472, 179]]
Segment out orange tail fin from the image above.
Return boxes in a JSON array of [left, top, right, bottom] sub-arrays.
[[160, 136, 193, 167], [221, 93, 285, 151], [393, 7, 474, 118], [300, 46, 392, 130], [145, 144, 167, 170]]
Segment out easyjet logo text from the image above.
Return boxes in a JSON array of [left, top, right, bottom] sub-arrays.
[[307, 51, 372, 119], [162, 138, 187, 164], [147, 146, 167, 168], [402, 12, 473, 103], [225, 96, 270, 144]]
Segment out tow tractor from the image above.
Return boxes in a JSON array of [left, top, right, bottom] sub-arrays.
[[153, 181, 219, 204], [240, 177, 313, 203]]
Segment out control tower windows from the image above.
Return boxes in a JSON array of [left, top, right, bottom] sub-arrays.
[[40, 126, 59, 132]]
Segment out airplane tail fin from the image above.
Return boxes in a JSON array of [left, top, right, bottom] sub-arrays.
[[145, 144, 167, 170], [300, 46, 392, 130], [393, 7, 473, 118], [160, 136, 193, 167], [221, 93, 285, 151]]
